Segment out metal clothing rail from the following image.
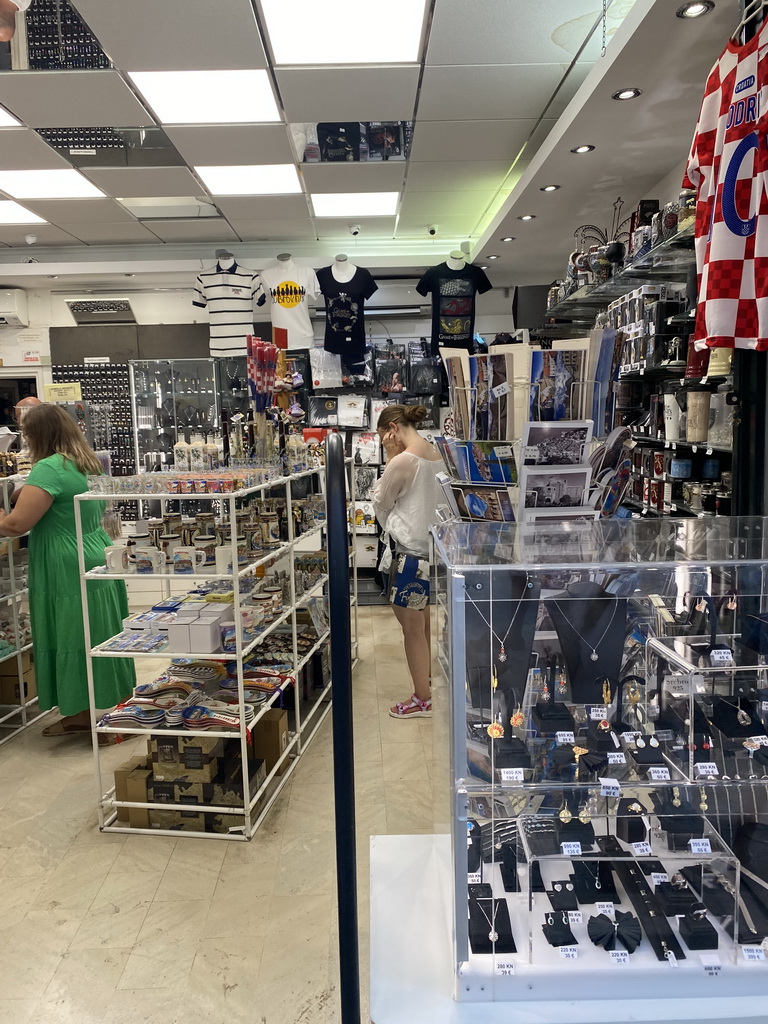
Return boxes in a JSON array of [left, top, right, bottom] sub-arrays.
[[325, 432, 361, 1024]]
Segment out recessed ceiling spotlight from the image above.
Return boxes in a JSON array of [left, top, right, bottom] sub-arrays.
[[486, 254, 500, 260], [500, 236, 515, 242], [480, 265, 489, 270], [676, 1, 714, 17], [539, 185, 561, 192], [612, 88, 642, 101], [518, 215, 536, 221], [570, 144, 595, 154]]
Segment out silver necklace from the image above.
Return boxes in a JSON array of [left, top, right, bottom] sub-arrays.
[[475, 898, 499, 942], [552, 598, 619, 662], [465, 591, 524, 663]]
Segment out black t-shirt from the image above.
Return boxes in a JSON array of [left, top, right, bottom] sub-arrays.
[[317, 265, 378, 357], [416, 262, 492, 351]]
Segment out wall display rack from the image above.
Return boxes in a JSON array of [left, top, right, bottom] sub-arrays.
[[423, 516, 768, 1016], [75, 464, 357, 840]]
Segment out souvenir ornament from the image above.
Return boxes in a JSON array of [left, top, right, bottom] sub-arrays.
[[487, 721, 504, 739]]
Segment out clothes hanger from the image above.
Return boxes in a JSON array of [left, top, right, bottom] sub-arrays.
[[732, 0, 768, 41]]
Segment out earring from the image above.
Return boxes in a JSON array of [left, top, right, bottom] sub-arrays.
[[547, 914, 554, 926], [487, 720, 504, 739], [636, 735, 646, 748], [603, 679, 612, 705], [554, 883, 563, 892], [559, 807, 573, 824], [510, 705, 525, 728], [579, 806, 591, 825], [649, 735, 660, 748], [557, 671, 567, 696], [672, 787, 682, 808], [699, 788, 709, 813], [541, 679, 551, 703]]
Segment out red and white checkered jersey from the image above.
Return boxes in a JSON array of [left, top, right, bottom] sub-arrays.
[[684, 21, 768, 350]]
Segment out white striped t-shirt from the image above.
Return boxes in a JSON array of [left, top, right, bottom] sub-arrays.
[[193, 262, 266, 356]]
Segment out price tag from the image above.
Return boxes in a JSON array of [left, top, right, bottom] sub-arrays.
[[492, 381, 511, 398], [468, 872, 482, 884], [522, 445, 539, 461], [596, 901, 615, 920], [561, 842, 582, 857], [695, 763, 719, 777], [651, 872, 669, 886], [556, 731, 575, 745], [655, 729, 675, 742], [632, 841, 653, 856], [607, 752, 626, 765], [494, 445, 513, 458], [599, 778, 622, 798], [621, 731, 641, 742], [689, 838, 712, 854], [762, 701, 768, 713], [751, 736, 768, 746], [500, 768, 524, 782], [742, 946, 766, 962], [560, 946, 578, 960], [709, 647, 734, 665], [649, 767, 671, 781], [495, 960, 515, 977], [590, 706, 608, 720], [609, 950, 630, 965], [567, 911, 583, 925]]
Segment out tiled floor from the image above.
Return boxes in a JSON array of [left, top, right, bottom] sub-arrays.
[[0, 605, 432, 1024]]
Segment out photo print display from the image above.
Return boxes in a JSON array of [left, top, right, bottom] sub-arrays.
[[437, 473, 516, 522], [353, 464, 377, 500], [529, 348, 587, 421], [521, 420, 594, 466], [518, 465, 592, 513], [351, 431, 381, 465]]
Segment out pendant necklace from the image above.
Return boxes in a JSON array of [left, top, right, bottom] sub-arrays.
[[722, 696, 752, 728], [551, 598, 619, 663], [475, 898, 500, 942], [466, 590, 524, 663]]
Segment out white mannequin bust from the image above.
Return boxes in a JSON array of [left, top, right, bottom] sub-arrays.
[[446, 249, 466, 271], [215, 248, 236, 271], [276, 252, 292, 262], [331, 253, 357, 283]]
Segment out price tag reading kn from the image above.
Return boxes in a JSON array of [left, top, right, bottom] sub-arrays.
[[491, 381, 511, 399], [499, 768, 524, 782], [556, 731, 575, 745], [590, 706, 608, 720], [495, 960, 515, 977], [599, 778, 622, 798], [651, 872, 669, 886], [596, 901, 615, 920], [709, 647, 734, 665], [689, 838, 712, 854], [467, 873, 482, 884], [610, 950, 629, 965], [567, 911, 583, 925], [561, 841, 582, 857], [607, 752, 626, 765], [494, 445, 514, 458], [649, 767, 671, 781], [742, 946, 766, 962], [522, 445, 539, 461], [695, 763, 719, 777], [632, 841, 653, 856], [560, 946, 578, 960]]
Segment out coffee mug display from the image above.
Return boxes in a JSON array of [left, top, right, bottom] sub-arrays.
[[194, 534, 217, 566], [172, 546, 207, 574], [104, 546, 129, 573], [215, 548, 234, 575], [133, 546, 164, 574]]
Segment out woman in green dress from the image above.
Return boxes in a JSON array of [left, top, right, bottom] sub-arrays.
[[0, 404, 134, 735]]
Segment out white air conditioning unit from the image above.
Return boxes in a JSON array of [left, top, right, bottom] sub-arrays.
[[0, 289, 29, 328]]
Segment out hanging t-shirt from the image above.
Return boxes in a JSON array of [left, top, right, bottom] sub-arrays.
[[260, 260, 320, 350], [683, 20, 768, 350], [416, 262, 492, 352], [316, 265, 378, 358], [192, 261, 265, 356]]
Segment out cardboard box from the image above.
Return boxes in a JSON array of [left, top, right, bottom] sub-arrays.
[[0, 666, 36, 705], [188, 616, 223, 654], [148, 779, 206, 831], [150, 735, 223, 783], [125, 767, 152, 829], [211, 759, 266, 807], [252, 709, 289, 776], [114, 754, 150, 824], [148, 807, 205, 832], [205, 811, 247, 834]]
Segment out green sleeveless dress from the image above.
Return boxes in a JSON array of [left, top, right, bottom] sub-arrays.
[[26, 454, 135, 716]]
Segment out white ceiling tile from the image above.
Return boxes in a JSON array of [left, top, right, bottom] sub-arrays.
[[399, 190, 495, 220], [145, 219, 240, 242], [407, 161, 511, 193], [395, 213, 478, 237], [276, 67, 419, 122], [419, 65, 571, 121], [64, 222, 161, 244], [164, 126, 294, 166], [315, 217, 397, 240], [232, 219, 315, 242], [81, 167, 204, 198], [301, 163, 406, 194], [0, 129, 70, 170], [0, 225, 83, 246], [409, 119, 543, 163], [22, 198, 137, 224], [70, 0, 268, 70], [548, 63, 596, 118], [214, 196, 311, 221], [0, 72, 154, 128]]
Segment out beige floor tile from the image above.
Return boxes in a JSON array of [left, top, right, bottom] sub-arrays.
[[0, 949, 63, 1001], [117, 938, 198, 992], [188, 937, 264, 1020], [30, 948, 130, 1024], [101, 986, 216, 1024], [135, 899, 210, 946], [9, 906, 88, 957], [153, 837, 226, 902], [110, 835, 177, 874], [0, 875, 45, 929], [0, 999, 40, 1024], [283, 782, 335, 837], [203, 890, 271, 941], [274, 832, 336, 896]]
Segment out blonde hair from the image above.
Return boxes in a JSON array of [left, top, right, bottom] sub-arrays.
[[22, 404, 103, 476], [376, 404, 428, 431]]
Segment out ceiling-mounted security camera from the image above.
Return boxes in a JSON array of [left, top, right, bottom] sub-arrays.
[[428, 224, 438, 236], [25, 233, 37, 245], [349, 224, 361, 236]]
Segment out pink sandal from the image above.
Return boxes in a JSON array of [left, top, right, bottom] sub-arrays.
[[389, 694, 432, 719]]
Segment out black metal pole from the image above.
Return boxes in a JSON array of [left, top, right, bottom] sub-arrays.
[[325, 431, 361, 1024]]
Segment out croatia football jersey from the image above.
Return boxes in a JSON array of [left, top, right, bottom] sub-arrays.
[[684, 21, 768, 350]]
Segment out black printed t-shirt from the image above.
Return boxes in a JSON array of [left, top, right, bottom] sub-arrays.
[[416, 262, 493, 352], [317, 265, 378, 357]]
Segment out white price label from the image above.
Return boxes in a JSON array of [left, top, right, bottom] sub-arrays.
[[709, 647, 733, 665], [599, 778, 622, 798], [750, 735, 768, 746], [701, 953, 721, 976], [689, 838, 712, 854], [468, 872, 482, 884], [610, 950, 630, 965], [556, 731, 575, 745], [522, 446, 538, 461], [651, 872, 669, 886], [494, 445, 513, 458], [632, 841, 653, 856], [560, 946, 579, 960], [492, 381, 511, 398], [621, 731, 641, 742], [596, 901, 615, 920], [567, 911, 583, 925], [649, 767, 671, 781], [607, 752, 627, 765], [590, 706, 608, 720], [500, 768, 524, 782], [561, 842, 582, 857], [762, 701, 768, 713], [495, 960, 515, 977], [742, 946, 766, 962], [696, 763, 719, 776]]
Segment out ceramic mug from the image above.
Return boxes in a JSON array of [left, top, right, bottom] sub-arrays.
[[133, 546, 164, 574], [215, 548, 234, 575], [104, 546, 129, 573], [158, 532, 180, 562], [193, 534, 217, 566], [172, 546, 207, 574]]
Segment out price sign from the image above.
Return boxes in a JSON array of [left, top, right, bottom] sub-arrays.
[[468, 872, 482, 884], [599, 778, 622, 798], [649, 767, 671, 781], [632, 841, 653, 856], [655, 729, 674, 742], [567, 911, 583, 925], [621, 731, 641, 742], [596, 901, 615, 920], [560, 946, 578, 960], [556, 731, 575, 745], [695, 763, 719, 777], [522, 446, 539, 461], [751, 736, 768, 746], [561, 842, 582, 857], [500, 768, 524, 782], [689, 838, 712, 854], [495, 960, 515, 977], [492, 382, 511, 398], [761, 701, 768, 713], [701, 953, 721, 977], [609, 950, 629, 965], [651, 872, 669, 886], [742, 946, 766, 962], [710, 647, 734, 665], [607, 752, 626, 765], [590, 706, 608, 720], [494, 445, 513, 458]]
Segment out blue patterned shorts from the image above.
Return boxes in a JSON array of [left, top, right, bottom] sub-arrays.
[[389, 553, 430, 610]]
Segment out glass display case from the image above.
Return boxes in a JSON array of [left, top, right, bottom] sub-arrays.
[[431, 516, 768, 1012]]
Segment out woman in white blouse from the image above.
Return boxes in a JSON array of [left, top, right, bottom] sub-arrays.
[[372, 405, 442, 719]]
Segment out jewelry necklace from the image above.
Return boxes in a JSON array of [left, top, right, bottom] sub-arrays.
[[475, 898, 500, 942], [466, 589, 524, 663], [722, 696, 752, 728], [552, 598, 619, 662]]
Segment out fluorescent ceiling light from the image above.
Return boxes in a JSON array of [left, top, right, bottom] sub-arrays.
[[0, 169, 104, 199], [311, 192, 399, 217], [261, 0, 428, 64], [195, 164, 302, 196], [0, 107, 20, 128], [128, 70, 280, 125], [0, 201, 46, 225], [118, 196, 219, 219]]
